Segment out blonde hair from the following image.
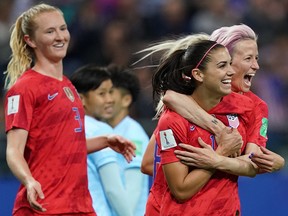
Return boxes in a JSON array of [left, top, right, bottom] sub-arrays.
[[134, 33, 210, 119], [134, 33, 210, 66], [4, 3, 62, 89], [153, 94, 165, 120]]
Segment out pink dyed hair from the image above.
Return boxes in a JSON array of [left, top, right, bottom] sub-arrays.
[[209, 24, 258, 55]]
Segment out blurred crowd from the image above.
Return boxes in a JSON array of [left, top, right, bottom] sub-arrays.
[[1, 0, 288, 175]]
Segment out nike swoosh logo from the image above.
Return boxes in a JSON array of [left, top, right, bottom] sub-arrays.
[[48, 92, 59, 100]]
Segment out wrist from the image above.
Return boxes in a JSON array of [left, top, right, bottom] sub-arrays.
[[210, 118, 225, 135], [213, 155, 225, 170], [23, 175, 35, 187], [215, 146, 226, 156]]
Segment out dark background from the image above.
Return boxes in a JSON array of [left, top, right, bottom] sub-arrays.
[[1, 0, 288, 215]]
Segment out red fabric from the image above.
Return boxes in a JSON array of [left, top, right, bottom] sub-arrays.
[[5, 70, 94, 215], [244, 91, 268, 147], [149, 92, 256, 215]]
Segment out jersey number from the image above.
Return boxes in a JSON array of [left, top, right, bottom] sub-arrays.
[[72, 107, 83, 132]]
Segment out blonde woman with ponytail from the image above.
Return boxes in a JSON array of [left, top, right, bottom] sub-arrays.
[[4, 3, 135, 215]]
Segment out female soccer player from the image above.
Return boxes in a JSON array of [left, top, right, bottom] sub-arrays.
[[141, 25, 284, 177], [4, 3, 135, 215], [147, 40, 259, 215], [163, 24, 285, 173]]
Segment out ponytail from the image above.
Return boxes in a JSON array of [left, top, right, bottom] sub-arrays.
[[4, 3, 61, 89], [5, 15, 33, 89], [134, 33, 209, 66], [152, 49, 194, 99]]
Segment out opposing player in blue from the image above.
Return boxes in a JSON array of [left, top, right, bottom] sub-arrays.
[[70, 65, 133, 216], [102, 65, 150, 216]]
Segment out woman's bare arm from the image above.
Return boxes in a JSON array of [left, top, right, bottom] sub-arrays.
[[6, 129, 46, 212], [163, 160, 215, 202], [175, 139, 258, 177], [163, 90, 225, 134], [141, 134, 155, 176], [86, 135, 136, 162]]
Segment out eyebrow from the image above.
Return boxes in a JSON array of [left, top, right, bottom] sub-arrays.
[[216, 60, 228, 65]]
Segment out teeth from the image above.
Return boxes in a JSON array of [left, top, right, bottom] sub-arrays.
[[246, 73, 255, 77], [222, 80, 231, 84], [54, 43, 64, 47]]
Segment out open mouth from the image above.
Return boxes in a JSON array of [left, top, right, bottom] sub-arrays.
[[244, 73, 255, 82]]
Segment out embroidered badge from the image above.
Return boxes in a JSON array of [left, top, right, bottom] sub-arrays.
[[7, 95, 20, 115], [63, 87, 75, 102], [160, 129, 177, 150], [227, 114, 239, 128]]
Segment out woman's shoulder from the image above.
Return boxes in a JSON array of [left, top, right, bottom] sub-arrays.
[[158, 109, 189, 130], [244, 91, 268, 107]]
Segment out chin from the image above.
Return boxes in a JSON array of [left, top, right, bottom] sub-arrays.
[[241, 87, 250, 93], [220, 87, 232, 95], [103, 114, 113, 119]]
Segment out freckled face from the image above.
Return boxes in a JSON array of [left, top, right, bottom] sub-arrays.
[[230, 39, 259, 93], [28, 11, 70, 62]]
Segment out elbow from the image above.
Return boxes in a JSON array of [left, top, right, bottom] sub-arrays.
[[248, 172, 257, 178], [247, 166, 258, 178], [171, 190, 192, 203], [169, 187, 196, 203]]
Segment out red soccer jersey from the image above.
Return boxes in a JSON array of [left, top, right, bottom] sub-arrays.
[[145, 128, 164, 216], [149, 92, 255, 216], [244, 91, 268, 147], [5, 70, 94, 215]]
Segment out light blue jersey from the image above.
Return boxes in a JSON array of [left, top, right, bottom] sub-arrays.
[[113, 116, 149, 216], [85, 115, 116, 216]]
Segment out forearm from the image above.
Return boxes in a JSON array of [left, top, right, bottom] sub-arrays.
[[163, 90, 225, 134], [6, 148, 34, 186], [214, 155, 257, 177], [179, 169, 215, 202], [99, 163, 133, 216], [164, 162, 215, 202], [141, 135, 155, 176], [125, 168, 144, 213], [86, 135, 108, 153]]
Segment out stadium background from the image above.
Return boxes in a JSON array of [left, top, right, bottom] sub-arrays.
[[0, 0, 287, 215]]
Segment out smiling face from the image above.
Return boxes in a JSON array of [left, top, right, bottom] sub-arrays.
[[196, 47, 235, 98], [81, 79, 115, 119], [25, 10, 70, 63], [230, 39, 259, 93]]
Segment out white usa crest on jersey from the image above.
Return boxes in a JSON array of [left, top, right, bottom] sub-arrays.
[[227, 114, 239, 128]]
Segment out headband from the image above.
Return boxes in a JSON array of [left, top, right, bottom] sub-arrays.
[[195, 43, 218, 69]]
